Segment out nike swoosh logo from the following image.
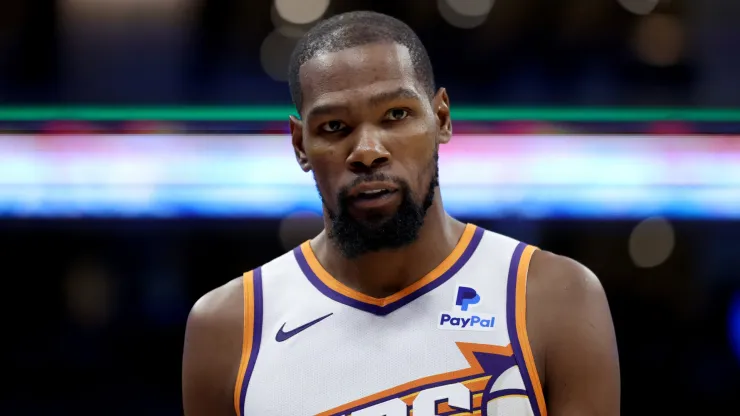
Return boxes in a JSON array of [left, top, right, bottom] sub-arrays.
[[275, 313, 333, 342]]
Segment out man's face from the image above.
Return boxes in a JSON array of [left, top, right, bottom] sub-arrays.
[[290, 42, 451, 258]]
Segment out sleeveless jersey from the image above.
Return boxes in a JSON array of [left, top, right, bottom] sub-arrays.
[[234, 224, 547, 416]]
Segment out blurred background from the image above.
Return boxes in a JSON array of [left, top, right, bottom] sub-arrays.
[[1, 0, 739, 415]]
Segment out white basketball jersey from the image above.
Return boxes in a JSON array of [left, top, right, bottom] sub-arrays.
[[234, 224, 547, 416]]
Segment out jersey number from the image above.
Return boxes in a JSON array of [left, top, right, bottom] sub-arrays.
[[351, 383, 470, 416]]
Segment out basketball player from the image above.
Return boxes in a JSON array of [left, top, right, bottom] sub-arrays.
[[183, 11, 619, 416]]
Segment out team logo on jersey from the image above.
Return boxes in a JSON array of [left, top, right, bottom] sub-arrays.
[[438, 285, 496, 331], [456, 286, 480, 311]]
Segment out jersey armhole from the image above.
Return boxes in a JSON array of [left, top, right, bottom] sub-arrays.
[[506, 243, 548, 416], [233, 268, 264, 416]]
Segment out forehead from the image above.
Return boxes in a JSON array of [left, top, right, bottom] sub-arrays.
[[299, 43, 423, 114]]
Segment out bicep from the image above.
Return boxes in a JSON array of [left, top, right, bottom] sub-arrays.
[[183, 288, 243, 416], [547, 266, 620, 415], [530, 254, 620, 416]]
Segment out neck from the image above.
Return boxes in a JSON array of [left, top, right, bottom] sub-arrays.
[[311, 193, 467, 298]]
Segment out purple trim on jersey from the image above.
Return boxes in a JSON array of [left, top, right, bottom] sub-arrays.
[[294, 226, 485, 316], [434, 389, 475, 415], [488, 388, 529, 400], [478, 388, 531, 416], [321, 350, 515, 415], [505, 242, 543, 416], [239, 267, 264, 414], [478, 355, 529, 415]]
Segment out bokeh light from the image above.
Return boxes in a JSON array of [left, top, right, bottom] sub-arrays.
[[274, 0, 330, 25], [64, 258, 116, 329], [629, 217, 675, 268], [260, 30, 300, 82], [633, 13, 685, 67], [617, 0, 661, 15], [445, 0, 495, 17], [271, 4, 310, 39], [438, 0, 492, 29]]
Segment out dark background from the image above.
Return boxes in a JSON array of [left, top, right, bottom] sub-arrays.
[[1, 0, 739, 415]]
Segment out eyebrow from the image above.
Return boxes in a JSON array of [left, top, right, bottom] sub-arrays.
[[306, 87, 422, 120]]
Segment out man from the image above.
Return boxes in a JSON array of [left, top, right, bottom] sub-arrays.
[[183, 11, 619, 416]]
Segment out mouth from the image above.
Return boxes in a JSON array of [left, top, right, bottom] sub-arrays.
[[347, 182, 400, 210], [348, 181, 399, 199], [354, 188, 397, 200]]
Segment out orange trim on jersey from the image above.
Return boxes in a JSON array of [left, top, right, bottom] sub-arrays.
[[300, 223, 478, 306], [233, 270, 254, 416], [446, 410, 482, 416], [515, 246, 548, 416], [315, 342, 512, 416], [447, 411, 482, 416]]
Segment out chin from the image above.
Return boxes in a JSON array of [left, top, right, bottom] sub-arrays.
[[355, 211, 397, 226]]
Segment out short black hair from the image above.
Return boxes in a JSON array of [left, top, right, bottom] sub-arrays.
[[288, 11, 436, 114]]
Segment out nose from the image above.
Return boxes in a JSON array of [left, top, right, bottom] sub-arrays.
[[345, 128, 391, 172]]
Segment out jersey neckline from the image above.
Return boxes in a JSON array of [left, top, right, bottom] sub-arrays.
[[292, 223, 485, 316]]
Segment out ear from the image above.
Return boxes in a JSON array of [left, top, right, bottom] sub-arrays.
[[432, 88, 452, 144], [289, 115, 312, 172]]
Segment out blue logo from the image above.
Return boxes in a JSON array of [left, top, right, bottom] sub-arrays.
[[438, 285, 495, 331], [455, 286, 480, 311]]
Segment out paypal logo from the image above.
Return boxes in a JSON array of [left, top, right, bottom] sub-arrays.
[[438, 285, 496, 332], [455, 286, 480, 311]]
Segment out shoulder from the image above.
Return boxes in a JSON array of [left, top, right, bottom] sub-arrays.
[[183, 276, 247, 416], [187, 276, 246, 335], [525, 250, 611, 353], [523, 250, 605, 383], [525, 250, 620, 413], [527, 249, 607, 309]]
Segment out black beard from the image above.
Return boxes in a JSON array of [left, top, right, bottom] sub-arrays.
[[317, 152, 439, 259]]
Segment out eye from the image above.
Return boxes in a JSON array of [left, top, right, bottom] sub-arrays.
[[320, 120, 347, 133], [385, 108, 409, 121]]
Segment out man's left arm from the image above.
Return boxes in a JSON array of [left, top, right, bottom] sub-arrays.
[[527, 251, 621, 416]]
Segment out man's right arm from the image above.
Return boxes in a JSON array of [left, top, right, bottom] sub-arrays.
[[183, 278, 244, 416]]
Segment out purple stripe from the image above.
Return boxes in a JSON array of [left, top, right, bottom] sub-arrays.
[[295, 226, 485, 316], [479, 388, 531, 416], [434, 389, 475, 415], [505, 242, 542, 416], [419, 387, 529, 416], [239, 267, 264, 415], [488, 388, 529, 400]]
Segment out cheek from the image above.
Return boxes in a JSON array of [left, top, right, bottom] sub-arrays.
[[401, 118, 435, 144], [307, 144, 346, 196], [309, 144, 344, 177], [391, 121, 437, 175], [404, 117, 438, 156]]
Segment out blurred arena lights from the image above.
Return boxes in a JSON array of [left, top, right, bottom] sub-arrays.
[[633, 13, 685, 67], [628, 217, 675, 268], [2, 134, 739, 219], [270, 4, 310, 39], [438, 0, 494, 29], [274, 0, 330, 25], [121, 121, 185, 134], [64, 258, 116, 329], [730, 293, 740, 363], [260, 30, 299, 82], [617, 0, 661, 15], [445, 0, 495, 16]]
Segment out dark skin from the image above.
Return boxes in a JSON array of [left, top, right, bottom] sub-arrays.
[[182, 42, 620, 416]]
